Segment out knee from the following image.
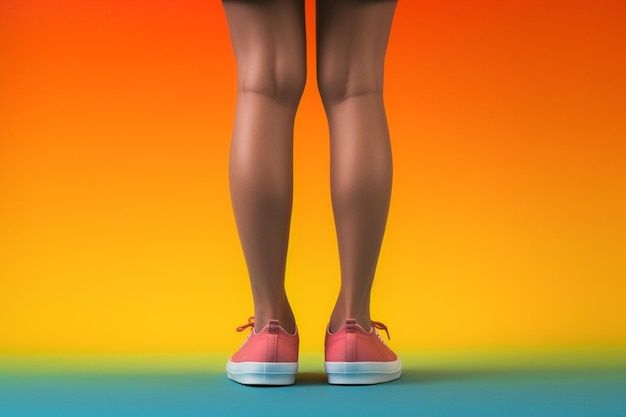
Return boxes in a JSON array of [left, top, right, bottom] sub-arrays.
[[317, 63, 383, 108], [238, 60, 306, 107]]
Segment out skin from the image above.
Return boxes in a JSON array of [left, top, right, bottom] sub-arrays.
[[222, 0, 397, 335]]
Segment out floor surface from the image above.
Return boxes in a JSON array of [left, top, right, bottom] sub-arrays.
[[2, 366, 625, 417]]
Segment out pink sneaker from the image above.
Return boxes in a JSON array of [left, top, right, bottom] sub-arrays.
[[226, 316, 299, 386], [324, 318, 402, 385]]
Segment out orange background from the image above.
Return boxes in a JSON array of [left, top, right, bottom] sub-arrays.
[[1, 0, 624, 354]]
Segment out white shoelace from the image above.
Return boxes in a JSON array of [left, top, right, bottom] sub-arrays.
[[375, 330, 389, 347], [370, 320, 392, 347]]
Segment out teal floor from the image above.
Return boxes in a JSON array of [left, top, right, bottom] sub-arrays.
[[1, 367, 625, 417]]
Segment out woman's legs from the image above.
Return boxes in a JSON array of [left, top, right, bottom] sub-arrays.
[[316, 0, 398, 333], [222, 0, 307, 335]]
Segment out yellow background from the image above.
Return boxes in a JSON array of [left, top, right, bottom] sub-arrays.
[[1, 0, 624, 354]]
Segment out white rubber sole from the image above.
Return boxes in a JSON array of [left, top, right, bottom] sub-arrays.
[[325, 359, 402, 385], [226, 360, 298, 386]]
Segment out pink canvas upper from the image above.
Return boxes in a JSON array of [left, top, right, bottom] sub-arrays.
[[325, 319, 397, 363], [230, 317, 299, 363]]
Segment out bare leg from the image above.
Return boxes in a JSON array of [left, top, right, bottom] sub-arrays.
[[316, 0, 397, 333], [222, 0, 307, 334]]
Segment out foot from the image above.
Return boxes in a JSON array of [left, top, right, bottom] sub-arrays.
[[226, 317, 299, 386], [324, 318, 401, 385]]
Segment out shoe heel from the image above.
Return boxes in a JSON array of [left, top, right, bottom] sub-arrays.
[[325, 360, 402, 385], [227, 361, 298, 386]]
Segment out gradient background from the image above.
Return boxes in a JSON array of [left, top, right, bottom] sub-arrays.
[[1, 0, 625, 363]]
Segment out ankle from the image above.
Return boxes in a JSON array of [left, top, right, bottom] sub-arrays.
[[328, 314, 371, 334], [329, 292, 372, 333], [253, 307, 296, 335]]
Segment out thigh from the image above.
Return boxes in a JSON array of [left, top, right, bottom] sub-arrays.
[[316, 0, 397, 103], [222, 0, 307, 101]]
